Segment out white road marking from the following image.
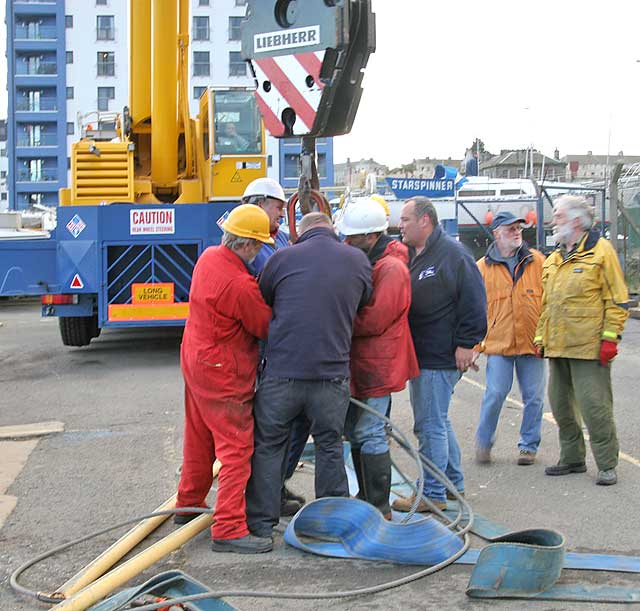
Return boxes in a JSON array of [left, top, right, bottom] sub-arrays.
[[461, 375, 640, 469]]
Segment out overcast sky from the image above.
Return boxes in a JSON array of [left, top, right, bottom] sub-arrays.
[[333, 0, 640, 167], [1, 1, 638, 169]]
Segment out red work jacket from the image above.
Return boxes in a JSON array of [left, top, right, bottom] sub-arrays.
[[351, 239, 419, 398], [181, 245, 271, 403]]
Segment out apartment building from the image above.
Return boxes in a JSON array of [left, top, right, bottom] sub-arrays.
[[5, 0, 333, 210]]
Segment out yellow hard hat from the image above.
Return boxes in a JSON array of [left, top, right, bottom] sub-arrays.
[[222, 204, 274, 245], [370, 194, 390, 218]]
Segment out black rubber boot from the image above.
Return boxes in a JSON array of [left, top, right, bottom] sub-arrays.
[[350, 448, 366, 500], [361, 451, 392, 518]]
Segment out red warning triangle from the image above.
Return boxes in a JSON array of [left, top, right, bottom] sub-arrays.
[[70, 274, 84, 289]]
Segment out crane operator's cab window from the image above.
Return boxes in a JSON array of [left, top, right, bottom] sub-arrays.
[[213, 91, 262, 155]]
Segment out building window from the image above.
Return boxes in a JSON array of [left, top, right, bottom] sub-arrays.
[[67, 122, 75, 135], [65, 15, 73, 28], [193, 86, 206, 100], [66, 51, 73, 64], [96, 15, 115, 41], [229, 52, 246, 76], [1, 193, 6, 201], [318, 153, 327, 178], [236, 0, 247, 5], [284, 154, 299, 179], [229, 16, 242, 40], [199, 0, 210, 5], [1, 171, 6, 179], [97, 52, 115, 76], [193, 16, 210, 41], [66, 86, 74, 99], [193, 51, 210, 76], [67, 157, 71, 170], [97, 86, 115, 111], [96, 0, 107, 5]]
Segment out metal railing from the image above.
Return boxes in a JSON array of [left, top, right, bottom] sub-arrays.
[[16, 168, 58, 182], [15, 98, 57, 112], [15, 62, 57, 76], [15, 25, 57, 40], [16, 134, 58, 147]]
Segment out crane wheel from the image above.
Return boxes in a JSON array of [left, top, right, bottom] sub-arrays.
[[59, 315, 100, 347]]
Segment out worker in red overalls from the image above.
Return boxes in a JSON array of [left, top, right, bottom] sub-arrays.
[[175, 204, 274, 554]]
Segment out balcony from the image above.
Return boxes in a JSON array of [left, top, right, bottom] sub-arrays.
[[15, 62, 57, 76], [15, 25, 57, 40], [17, 133, 58, 147], [15, 97, 57, 112], [16, 168, 58, 183]]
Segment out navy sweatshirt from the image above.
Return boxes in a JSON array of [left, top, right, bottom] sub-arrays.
[[259, 226, 372, 379], [408, 225, 487, 369]]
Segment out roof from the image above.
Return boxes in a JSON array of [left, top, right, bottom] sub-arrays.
[[482, 149, 565, 169], [562, 154, 640, 165]]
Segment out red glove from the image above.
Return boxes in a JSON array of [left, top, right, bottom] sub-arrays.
[[599, 340, 618, 366], [534, 345, 544, 359]]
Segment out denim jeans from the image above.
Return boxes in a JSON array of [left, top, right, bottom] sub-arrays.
[[475, 355, 545, 453], [245, 376, 351, 537], [344, 395, 391, 455], [409, 369, 463, 502]]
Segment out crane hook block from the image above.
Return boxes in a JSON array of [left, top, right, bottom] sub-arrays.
[[241, 0, 375, 139]]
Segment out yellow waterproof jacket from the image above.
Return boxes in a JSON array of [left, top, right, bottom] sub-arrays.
[[477, 243, 545, 356], [535, 230, 629, 359]]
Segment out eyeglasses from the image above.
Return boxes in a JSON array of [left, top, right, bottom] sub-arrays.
[[502, 225, 523, 234]]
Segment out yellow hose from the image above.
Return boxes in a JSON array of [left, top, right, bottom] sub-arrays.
[[54, 494, 177, 597], [50, 513, 213, 611], [52, 459, 221, 607]]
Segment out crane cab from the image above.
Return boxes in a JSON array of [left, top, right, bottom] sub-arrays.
[[198, 88, 267, 201]]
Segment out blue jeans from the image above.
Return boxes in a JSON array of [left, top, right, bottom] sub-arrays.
[[476, 355, 545, 453], [409, 369, 463, 502], [246, 376, 351, 537], [344, 395, 391, 455]]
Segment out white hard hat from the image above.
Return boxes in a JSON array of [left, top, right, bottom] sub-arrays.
[[242, 177, 286, 203], [337, 198, 389, 236]]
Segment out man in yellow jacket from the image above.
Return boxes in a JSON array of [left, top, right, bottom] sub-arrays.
[[475, 211, 546, 466], [535, 195, 629, 486]]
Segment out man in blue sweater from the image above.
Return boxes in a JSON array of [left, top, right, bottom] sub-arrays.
[[246, 212, 372, 540], [392, 197, 487, 513]]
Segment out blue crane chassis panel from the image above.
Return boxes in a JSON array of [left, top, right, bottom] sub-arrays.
[[55, 203, 238, 328]]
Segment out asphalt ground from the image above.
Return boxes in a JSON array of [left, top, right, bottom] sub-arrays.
[[0, 299, 639, 611]]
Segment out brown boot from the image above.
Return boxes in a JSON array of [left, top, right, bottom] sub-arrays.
[[391, 494, 447, 513]]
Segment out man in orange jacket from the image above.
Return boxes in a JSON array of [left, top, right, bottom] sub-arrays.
[[339, 199, 419, 518], [475, 211, 546, 466], [175, 204, 274, 554]]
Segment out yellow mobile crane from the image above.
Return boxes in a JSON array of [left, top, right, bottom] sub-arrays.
[[40, 0, 269, 345]]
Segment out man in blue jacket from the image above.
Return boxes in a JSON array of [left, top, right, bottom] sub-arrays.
[[393, 197, 487, 513], [246, 212, 372, 541]]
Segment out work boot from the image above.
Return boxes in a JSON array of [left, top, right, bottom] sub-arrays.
[[545, 461, 587, 476], [282, 484, 306, 505], [280, 485, 305, 516], [173, 507, 208, 525], [596, 469, 617, 486], [475, 446, 491, 464], [391, 494, 447, 513], [211, 534, 273, 554], [360, 451, 392, 518], [350, 448, 366, 500], [446, 489, 465, 501], [517, 450, 537, 466]]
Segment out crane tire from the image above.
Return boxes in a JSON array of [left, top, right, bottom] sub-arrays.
[[59, 316, 99, 347]]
